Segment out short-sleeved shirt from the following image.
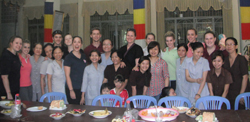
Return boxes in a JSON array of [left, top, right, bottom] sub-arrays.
[[46, 60, 66, 93], [203, 45, 228, 69], [30, 55, 45, 94], [206, 67, 233, 96], [223, 55, 250, 101], [143, 46, 149, 56], [100, 53, 113, 67], [19, 54, 32, 87], [118, 44, 143, 72], [0, 49, 21, 94], [129, 70, 151, 95], [187, 42, 205, 58], [146, 58, 169, 96], [162, 47, 179, 80], [40, 58, 52, 93], [104, 64, 129, 89], [83, 43, 103, 64], [64, 52, 87, 89], [110, 88, 128, 106]]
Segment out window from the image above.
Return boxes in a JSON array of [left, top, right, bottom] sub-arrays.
[[165, 7, 223, 44], [28, 15, 69, 47], [90, 10, 133, 49]]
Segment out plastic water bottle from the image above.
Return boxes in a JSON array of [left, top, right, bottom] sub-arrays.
[[10, 94, 21, 118], [123, 100, 132, 122]]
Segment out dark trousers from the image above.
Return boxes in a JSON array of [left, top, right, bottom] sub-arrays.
[[19, 85, 33, 101], [65, 88, 82, 105]]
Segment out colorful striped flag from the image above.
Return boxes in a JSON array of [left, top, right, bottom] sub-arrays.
[[44, 2, 53, 43], [133, 0, 145, 39], [240, 0, 250, 40]]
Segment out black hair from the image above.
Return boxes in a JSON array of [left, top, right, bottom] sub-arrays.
[[160, 87, 173, 99], [190, 42, 204, 51], [33, 42, 43, 49], [204, 31, 218, 45], [211, 50, 224, 62], [114, 74, 125, 83], [177, 43, 188, 51], [8, 36, 23, 48], [147, 41, 160, 57], [187, 28, 197, 35], [51, 46, 63, 60], [225, 37, 238, 53], [73, 36, 83, 44], [90, 27, 101, 34], [127, 28, 136, 37], [111, 49, 122, 59], [138, 56, 151, 73], [145, 33, 155, 40], [102, 38, 113, 46], [100, 83, 111, 94], [52, 30, 63, 37], [42, 43, 53, 57], [89, 49, 102, 63]]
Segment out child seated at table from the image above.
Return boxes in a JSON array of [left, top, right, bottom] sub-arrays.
[[101, 83, 111, 95], [110, 74, 129, 107], [159, 87, 177, 107]]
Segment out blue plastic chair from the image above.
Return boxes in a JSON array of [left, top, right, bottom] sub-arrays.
[[195, 96, 231, 110], [234, 92, 250, 110], [39, 92, 67, 103], [91, 94, 123, 107], [124, 95, 157, 108], [158, 96, 192, 108]]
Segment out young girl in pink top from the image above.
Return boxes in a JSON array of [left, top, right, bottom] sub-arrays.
[[19, 40, 32, 101]]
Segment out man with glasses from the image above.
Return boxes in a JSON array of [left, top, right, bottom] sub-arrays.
[[83, 27, 104, 64]]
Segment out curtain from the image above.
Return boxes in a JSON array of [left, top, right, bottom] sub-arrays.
[[82, 0, 134, 48], [156, 0, 232, 47]]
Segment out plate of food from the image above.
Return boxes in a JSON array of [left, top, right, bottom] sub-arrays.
[[89, 109, 112, 118], [67, 109, 86, 117], [50, 112, 65, 120], [185, 107, 201, 118], [1, 109, 11, 115], [0, 101, 15, 108], [26, 106, 47, 112], [195, 112, 218, 122], [172, 106, 189, 113], [149, 106, 164, 109], [139, 108, 179, 121]]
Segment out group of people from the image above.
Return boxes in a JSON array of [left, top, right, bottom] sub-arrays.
[[0, 27, 249, 109]]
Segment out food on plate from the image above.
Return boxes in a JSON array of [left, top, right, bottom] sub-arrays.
[[68, 109, 86, 114], [172, 106, 189, 113], [144, 110, 177, 117], [93, 110, 109, 116], [38, 106, 43, 110], [5, 101, 14, 106], [111, 118, 126, 122], [1, 109, 11, 114], [1, 96, 6, 100], [202, 112, 215, 122], [50, 100, 65, 108], [141, 110, 148, 116], [186, 107, 201, 116], [50, 112, 63, 117]]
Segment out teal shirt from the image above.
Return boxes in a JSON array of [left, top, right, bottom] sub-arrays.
[[162, 47, 179, 80]]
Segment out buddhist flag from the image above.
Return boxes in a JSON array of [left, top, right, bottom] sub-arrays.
[[133, 0, 145, 39], [44, 1, 53, 43], [240, 0, 250, 40]]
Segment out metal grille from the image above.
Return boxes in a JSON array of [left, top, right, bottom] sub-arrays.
[[90, 10, 133, 49], [1, 1, 19, 23], [165, 7, 223, 45]]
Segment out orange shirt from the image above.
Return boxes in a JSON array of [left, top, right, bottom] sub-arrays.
[[19, 54, 32, 87]]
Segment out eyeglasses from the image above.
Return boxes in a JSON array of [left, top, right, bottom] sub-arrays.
[[103, 44, 111, 46], [225, 43, 235, 47]]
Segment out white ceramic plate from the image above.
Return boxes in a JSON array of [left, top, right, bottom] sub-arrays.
[[139, 108, 179, 121], [89, 110, 112, 118], [50, 113, 65, 120], [67, 110, 86, 117], [176, 107, 189, 114], [26, 106, 47, 112], [186, 112, 197, 118], [49, 105, 67, 110], [0, 109, 11, 115]]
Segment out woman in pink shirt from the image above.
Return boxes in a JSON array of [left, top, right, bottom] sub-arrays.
[[19, 40, 32, 101]]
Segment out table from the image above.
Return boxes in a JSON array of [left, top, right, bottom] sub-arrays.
[[0, 101, 249, 122]]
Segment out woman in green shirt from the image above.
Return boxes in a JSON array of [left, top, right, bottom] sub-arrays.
[[162, 31, 179, 90]]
